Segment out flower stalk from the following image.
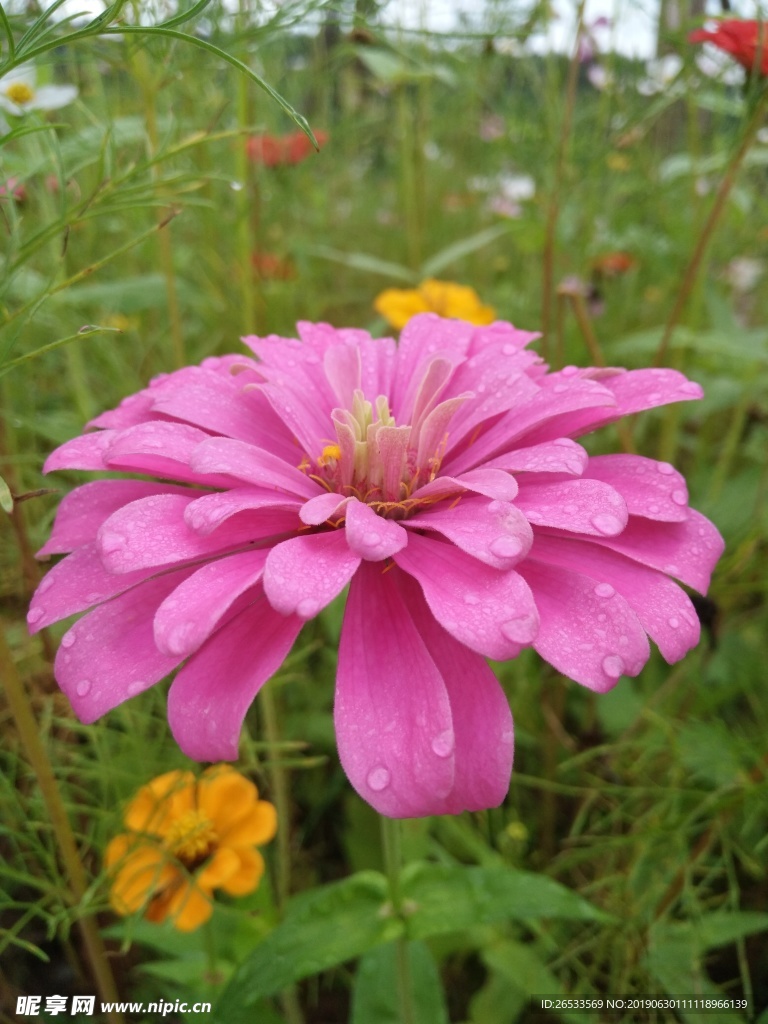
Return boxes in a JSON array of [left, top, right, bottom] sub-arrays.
[[380, 815, 416, 1024], [0, 621, 123, 1024]]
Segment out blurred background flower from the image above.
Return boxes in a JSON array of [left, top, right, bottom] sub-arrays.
[[0, 63, 77, 115], [374, 279, 496, 327]]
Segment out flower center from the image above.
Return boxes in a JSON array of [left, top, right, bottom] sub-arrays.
[[165, 809, 218, 865], [5, 82, 35, 105], [306, 389, 450, 519]]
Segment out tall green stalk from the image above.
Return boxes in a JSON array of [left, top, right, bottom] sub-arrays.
[[0, 621, 123, 1024], [380, 816, 416, 1024]]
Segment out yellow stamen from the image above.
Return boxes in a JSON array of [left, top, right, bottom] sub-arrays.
[[164, 810, 217, 864], [5, 82, 35, 105], [318, 443, 342, 467]]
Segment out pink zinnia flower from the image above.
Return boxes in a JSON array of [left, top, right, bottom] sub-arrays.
[[30, 316, 723, 818]]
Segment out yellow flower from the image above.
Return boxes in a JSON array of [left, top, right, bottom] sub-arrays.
[[105, 765, 277, 932], [374, 278, 496, 330]]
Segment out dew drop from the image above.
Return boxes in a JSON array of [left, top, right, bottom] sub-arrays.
[[561, 364, 579, 377], [649, 503, 660, 515], [75, 679, 92, 697], [86, 592, 103, 603], [363, 531, 381, 547], [648, 391, 662, 403], [127, 680, 145, 696], [27, 607, 44, 625], [597, 613, 607, 623], [602, 655, 624, 679], [489, 536, 523, 559], [526, 510, 543, 523], [100, 531, 127, 554], [553, 437, 573, 447], [591, 513, 623, 535], [678, 381, 702, 396], [552, 383, 567, 394], [594, 582, 615, 598], [463, 593, 480, 606], [665, 563, 681, 576], [296, 598, 319, 618], [61, 631, 76, 649], [579, 642, 594, 651], [657, 462, 675, 475], [431, 730, 454, 758], [501, 614, 537, 643], [671, 489, 687, 506], [366, 765, 391, 792], [668, 616, 680, 629], [37, 575, 54, 594], [502, 343, 517, 355], [618, 634, 628, 646]]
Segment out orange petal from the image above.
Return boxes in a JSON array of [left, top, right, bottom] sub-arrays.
[[197, 766, 258, 833], [197, 847, 240, 889], [167, 881, 214, 932], [219, 847, 265, 897], [124, 770, 195, 836], [108, 845, 176, 915], [219, 800, 277, 848]]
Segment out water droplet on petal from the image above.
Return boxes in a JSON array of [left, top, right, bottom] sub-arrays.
[[100, 531, 127, 554], [648, 391, 662, 403], [591, 513, 623, 535], [668, 616, 680, 629], [502, 343, 517, 355], [463, 593, 480, 606], [86, 592, 103, 603], [579, 642, 594, 651], [602, 655, 624, 679], [665, 563, 681, 577], [27, 607, 44, 624], [657, 462, 675, 475], [561, 365, 579, 377], [526, 510, 543, 523], [489, 536, 523, 559], [76, 679, 92, 697], [431, 730, 454, 758], [594, 582, 615, 598], [678, 381, 702, 396], [671, 489, 687, 505], [597, 613, 608, 623], [37, 575, 54, 594], [649, 503, 660, 515], [367, 765, 391, 791], [501, 614, 537, 643], [127, 680, 145, 696], [553, 383, 567, 394], [61, 632, 76, 648], [363, 531, 381, 547], [296, 598, 319, 618]]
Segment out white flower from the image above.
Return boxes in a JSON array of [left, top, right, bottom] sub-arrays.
[[637, 53, 683, 96], [0, 64, 78, 116], [587, 64, 614, 92], [695, 51, 745, 87], [724, 257, 764, 294]]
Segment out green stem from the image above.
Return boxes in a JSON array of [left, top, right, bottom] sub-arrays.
[[398, 86, 421, 273], [540, 0, 586, 358], [235, 68, 258, 333], [380, 816, 416, 1024], [654, 85, 768, 366], [0, 621, 123, 1024]]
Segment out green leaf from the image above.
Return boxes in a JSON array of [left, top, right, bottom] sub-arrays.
[[351, 940, 449, 1024], [402, 863, 609, 941], [0, 326, 121, 378], [215, 872, 401, 1020], [303, 244, 414, 283], [420, 224, 513, 278], [0, 474, 13, 515], [50, 274, 173, 313], [483, 940, 584, 1024]]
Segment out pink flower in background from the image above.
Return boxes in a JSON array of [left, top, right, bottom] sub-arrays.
[[30, 315, 723, 817]]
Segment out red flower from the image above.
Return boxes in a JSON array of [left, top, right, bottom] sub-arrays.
[[689, 19, 768, 76], [246, 130, 328, 167], [0, 176, 26, 202], [251, 251, 296, 280]]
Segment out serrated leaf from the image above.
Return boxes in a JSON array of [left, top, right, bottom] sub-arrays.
[[401, 863, 609, 941], [351, 940, 449, 1024], [420, 224, 513, 278], [215, 872, 400, 1020]]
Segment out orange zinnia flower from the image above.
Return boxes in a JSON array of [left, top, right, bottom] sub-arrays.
[[374, 279, 496, 330], [106, 765, 276, 932]]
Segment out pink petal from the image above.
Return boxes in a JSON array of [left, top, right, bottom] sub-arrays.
[[515, 478, 628, 536], [96, 494, 269, 574], [103, 421, 234, 486], [444, 345, 540, 444], [334, 563, 455, 817], [300, 492, 349, 526], [483, 438, 588, 477], [87, 391, 156, 430], [410, 357, 454, 430], [54, 571, 194, 722], [323, 342, 362, 408], [453, 468, 519, 501], [586, 509, 724, 592], [189, 437, 320, 499], [37, 480, 193, 556], [168, 596, 303, 761], [396, 571, 514, 813], [183, 489, 300, 536], [516, 558, 650, 691], [263, 530, 361, 618], [28, 543, 163, 633], [344, 498, 408, 560], [406, 496, 532, 569], [466, 320, 540, 358], [394, 533, 539, 659], [148, 366, 296, 457], [154, 550, 269, 657], [584, 454, 689, 522], [392, 315, 474, 422], [529, 534, 700, 663], [359, 335, 397, 400], [44, 430, 115, 473]]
